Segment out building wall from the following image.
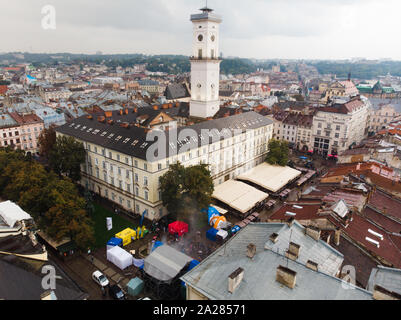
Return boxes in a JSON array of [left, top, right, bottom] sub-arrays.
[[186, 286, 209, 300], [0, 125, 21, 149], [312, 103, 368, 156], [58, 122, 273, 222], [368, 105, 400, 132]]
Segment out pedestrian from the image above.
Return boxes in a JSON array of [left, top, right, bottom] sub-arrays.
[[91, 255, 94, 264]]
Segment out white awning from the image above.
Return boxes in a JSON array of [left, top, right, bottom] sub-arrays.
[[238, 163, 301, 193], [212, 180, 268, 214], [0, 201, 32, 227], [210, 205, 228, 215]]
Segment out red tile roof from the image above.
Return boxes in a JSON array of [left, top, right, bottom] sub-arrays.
[[362, 206, 401, 234], [270, 203, 321, 221], [328, 213, 401, 268], [0, 85, 8, 95], [368, 189, 401, 221]]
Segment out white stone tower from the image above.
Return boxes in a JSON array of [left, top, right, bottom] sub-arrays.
[[189, 6, 222, 118]]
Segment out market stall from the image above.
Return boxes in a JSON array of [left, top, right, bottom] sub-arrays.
[[106, 245, 133, 270]]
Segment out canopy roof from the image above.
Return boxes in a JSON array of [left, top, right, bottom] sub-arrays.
[[212, 180, 268, 214], [144, 245, 192, 283], [106, 246, 132, 270], [0, 201, 32, 227], [168, 221, 188, 236], [237, 163, 301, 193]]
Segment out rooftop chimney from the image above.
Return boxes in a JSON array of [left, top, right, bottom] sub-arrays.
[[305, 225, 321, 241], [334, 227, 341, 246], [228, 267, 244, 294], [286, 242, 300, 260], [306, 260, 319, 272], [270, 232, 279, 243], [247, 243, 256, 259], [276, 265, 297, 289], [373, 285, 401, 300]]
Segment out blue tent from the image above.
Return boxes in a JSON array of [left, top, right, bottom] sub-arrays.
[[107, 237, 122, 247], [151, 241, 163, 252], [206, 228, 219, 241]]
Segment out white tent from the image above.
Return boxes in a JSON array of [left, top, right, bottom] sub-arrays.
[[0, 201, 32, 227], [238, 163, 301, 192], [107, 246, 133, 270], [212, 180, 268, 214]]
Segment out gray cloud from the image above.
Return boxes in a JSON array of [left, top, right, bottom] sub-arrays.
[[0, 0, 400, 59]]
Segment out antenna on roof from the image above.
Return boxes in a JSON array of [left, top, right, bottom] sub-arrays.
[[287, 229, 293, 268]]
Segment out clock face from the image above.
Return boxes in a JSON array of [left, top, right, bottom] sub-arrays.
[[211, 35, 215, 42], [198, 34, 203, 42], [197, 83, 201, 88], [211, 84, 215, 88]]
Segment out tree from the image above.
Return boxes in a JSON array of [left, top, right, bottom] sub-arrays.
[[49, 135, 86, 182], [0, 149, 95, 251], [38, 125, 56, 159], [266, 139, 289, 166], [159, 162, 214, 221]]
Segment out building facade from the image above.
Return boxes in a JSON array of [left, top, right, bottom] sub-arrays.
[[56, 110, 273, 221], [368, 104, 400, 133], [312, 97, 369, 156]]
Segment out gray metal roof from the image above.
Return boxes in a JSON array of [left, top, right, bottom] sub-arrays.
[[0, 260, 88, 300], [265, 221, 344, 277], [56, 109, 273, 161], [0, 113, 17, 128], [181, 223, 372, 300], [367, 266, 401, 295], [144, 245, 192, 283]]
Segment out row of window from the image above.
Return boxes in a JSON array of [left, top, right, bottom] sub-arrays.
[[317, 122, 341, 130], [102, 188, 163, 218]]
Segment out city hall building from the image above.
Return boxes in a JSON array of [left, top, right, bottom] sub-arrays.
[[55, 7, 274, 221]]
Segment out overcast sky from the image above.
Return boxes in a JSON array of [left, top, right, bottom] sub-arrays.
[[1, 0, 401, 60]]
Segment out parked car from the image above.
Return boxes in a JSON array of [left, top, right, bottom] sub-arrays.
[[109, 284, 125, 300], [92, 270, 109, 287]]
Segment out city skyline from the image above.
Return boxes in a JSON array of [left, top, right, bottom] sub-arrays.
[[1, 0, 401, 60]]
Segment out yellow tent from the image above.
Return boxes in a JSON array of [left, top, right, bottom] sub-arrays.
[[115, 228, 136, 246]]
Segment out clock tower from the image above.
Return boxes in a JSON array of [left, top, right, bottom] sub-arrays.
[[189, 7, 222, 118]]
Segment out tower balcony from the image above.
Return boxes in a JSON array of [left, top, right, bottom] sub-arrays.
[[189, 56, 222, 62]]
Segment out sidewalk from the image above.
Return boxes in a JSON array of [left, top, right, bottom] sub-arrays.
[[84, 254, 131, 289]]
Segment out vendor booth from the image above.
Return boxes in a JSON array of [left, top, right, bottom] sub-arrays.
[[168, 221, 188, 237], [115, 228, 136, 246], [127, 277, 144, 297], [106, 245, 133, 270], [106, 237, 123, 251]]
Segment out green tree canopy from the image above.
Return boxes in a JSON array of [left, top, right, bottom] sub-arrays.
[[159, 162, 214, 221], [49, 135, 86, 182], [0, 148, 94, 250], [38, 125, 57, 159], [266, 139, 289, 167]]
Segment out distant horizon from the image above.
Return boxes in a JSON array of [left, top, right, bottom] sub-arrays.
[[1, 51, 401, 63]]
